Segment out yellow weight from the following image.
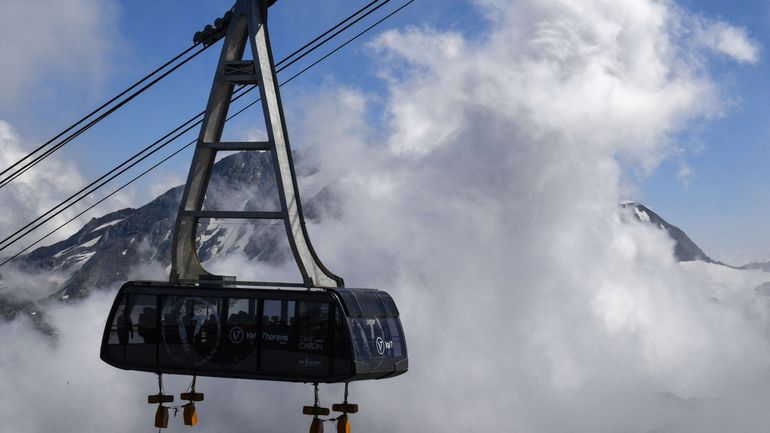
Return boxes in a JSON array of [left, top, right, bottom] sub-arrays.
[[309, 417, 324, 433], [183, 403, 198, 426], [336, 415, 350, 433]]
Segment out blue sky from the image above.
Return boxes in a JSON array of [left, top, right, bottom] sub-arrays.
[[1, 0, 769, 263], [634, 0, 770, 263]]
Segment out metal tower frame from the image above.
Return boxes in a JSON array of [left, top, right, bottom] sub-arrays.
[[170, 0, 343, 288]]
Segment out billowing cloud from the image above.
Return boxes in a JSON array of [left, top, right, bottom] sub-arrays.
[[0, 1, 768, 433], [0, 0, 127, 258], [0, 121, 87, 251], [692, 18, 760, 64], [0, 0, 121, 108], [0, 121, 133, 257]]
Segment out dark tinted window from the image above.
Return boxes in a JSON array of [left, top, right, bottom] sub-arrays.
[[220, 298, 258, 368], [355, 291, 386, 317], [130, 295, 159, 344], [296, 301, 329, 354], [111, 294, 158, 367], [387, 318, 405, 357], [261, 300, 296, 349], [332, 304, 352, 376], [159, 296, 223, 369], [108, 294, 129, 345], [337, 290, 361, 316], [378, 293, 400, 316]]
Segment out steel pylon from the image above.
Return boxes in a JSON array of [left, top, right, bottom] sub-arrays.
[[170, 0, 343, 288]]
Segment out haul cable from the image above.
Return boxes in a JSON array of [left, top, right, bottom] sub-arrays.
[[0, 0, 414, 264], [0, 43, 209, 190]]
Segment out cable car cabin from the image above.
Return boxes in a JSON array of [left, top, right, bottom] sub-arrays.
[[100, 281, 408, 383]]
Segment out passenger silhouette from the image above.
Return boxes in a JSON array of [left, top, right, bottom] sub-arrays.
[[138, 307, 158, 343], [117, 312, 133, 345], [203, 314, 218, 343]]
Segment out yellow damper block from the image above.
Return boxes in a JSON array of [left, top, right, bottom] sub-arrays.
[[184, 403, 198, 426], [336, 414, 350, 433]]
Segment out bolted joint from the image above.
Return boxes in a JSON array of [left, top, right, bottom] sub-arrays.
[[193, 11, 233, 46]]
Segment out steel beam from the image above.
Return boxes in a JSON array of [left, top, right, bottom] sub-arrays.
[[170, 0, 343, 288]]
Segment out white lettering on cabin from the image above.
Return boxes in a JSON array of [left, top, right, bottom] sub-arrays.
[[262, 332, 289, 343], [299, 358, 322, 368], [230, 327, 244, 343], [375, 337, 393, 355], [298, 335, 324, 351]]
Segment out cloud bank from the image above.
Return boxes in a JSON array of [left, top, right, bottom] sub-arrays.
[[0, 0, 121, 109], [1, 1, 768, 433], [0, 121, 134, 258], [0, 0, 125, 256], [0, 122, 89, 252]]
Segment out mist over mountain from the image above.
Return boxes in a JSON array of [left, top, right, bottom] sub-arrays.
[[0, 151, 334, 328], [620, 201, 716, 264], [740, 262, 770, 273], [0, 152, 764, 336]]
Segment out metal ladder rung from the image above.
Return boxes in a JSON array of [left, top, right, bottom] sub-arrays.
[[199, 141, 272, 151], [183, 210, 284, 220], [224, 60, 255, 72], [224, 74, 259, 85], [223, 60, 259, 85]]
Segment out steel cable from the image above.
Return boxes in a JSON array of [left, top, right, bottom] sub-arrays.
[[0, 0, 414, 265], [0, 43, 209, 189]]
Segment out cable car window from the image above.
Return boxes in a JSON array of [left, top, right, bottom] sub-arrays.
[[261, 299, 305, 376], [355, 291, 386, 317], [261, 300, 296, 349], [379, 293, 400, 316], [337, 290, 361, 316], [131, 295, 159, 345], [159, 296, 223, 370], [220, 298, 259, 370], [296, 301, 329, 354], [386, 318, 404, 357], [332, 305, 352, 376], [112, 294, 158, 367], [108, 295, 129, 345]]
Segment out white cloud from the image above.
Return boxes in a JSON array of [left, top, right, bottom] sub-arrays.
[[676, 161, 695, 186], [693, 18, 760, 64], [0, 1, 768, 433], [0, 121, 88, 249], [0, 0, 121, 108], [0, 0, 127, 256], [0, 121, 133, 256], [148, 173, 185, 198]]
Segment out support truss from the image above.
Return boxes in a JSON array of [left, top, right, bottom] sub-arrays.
[[170, 0, 343, 288]]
